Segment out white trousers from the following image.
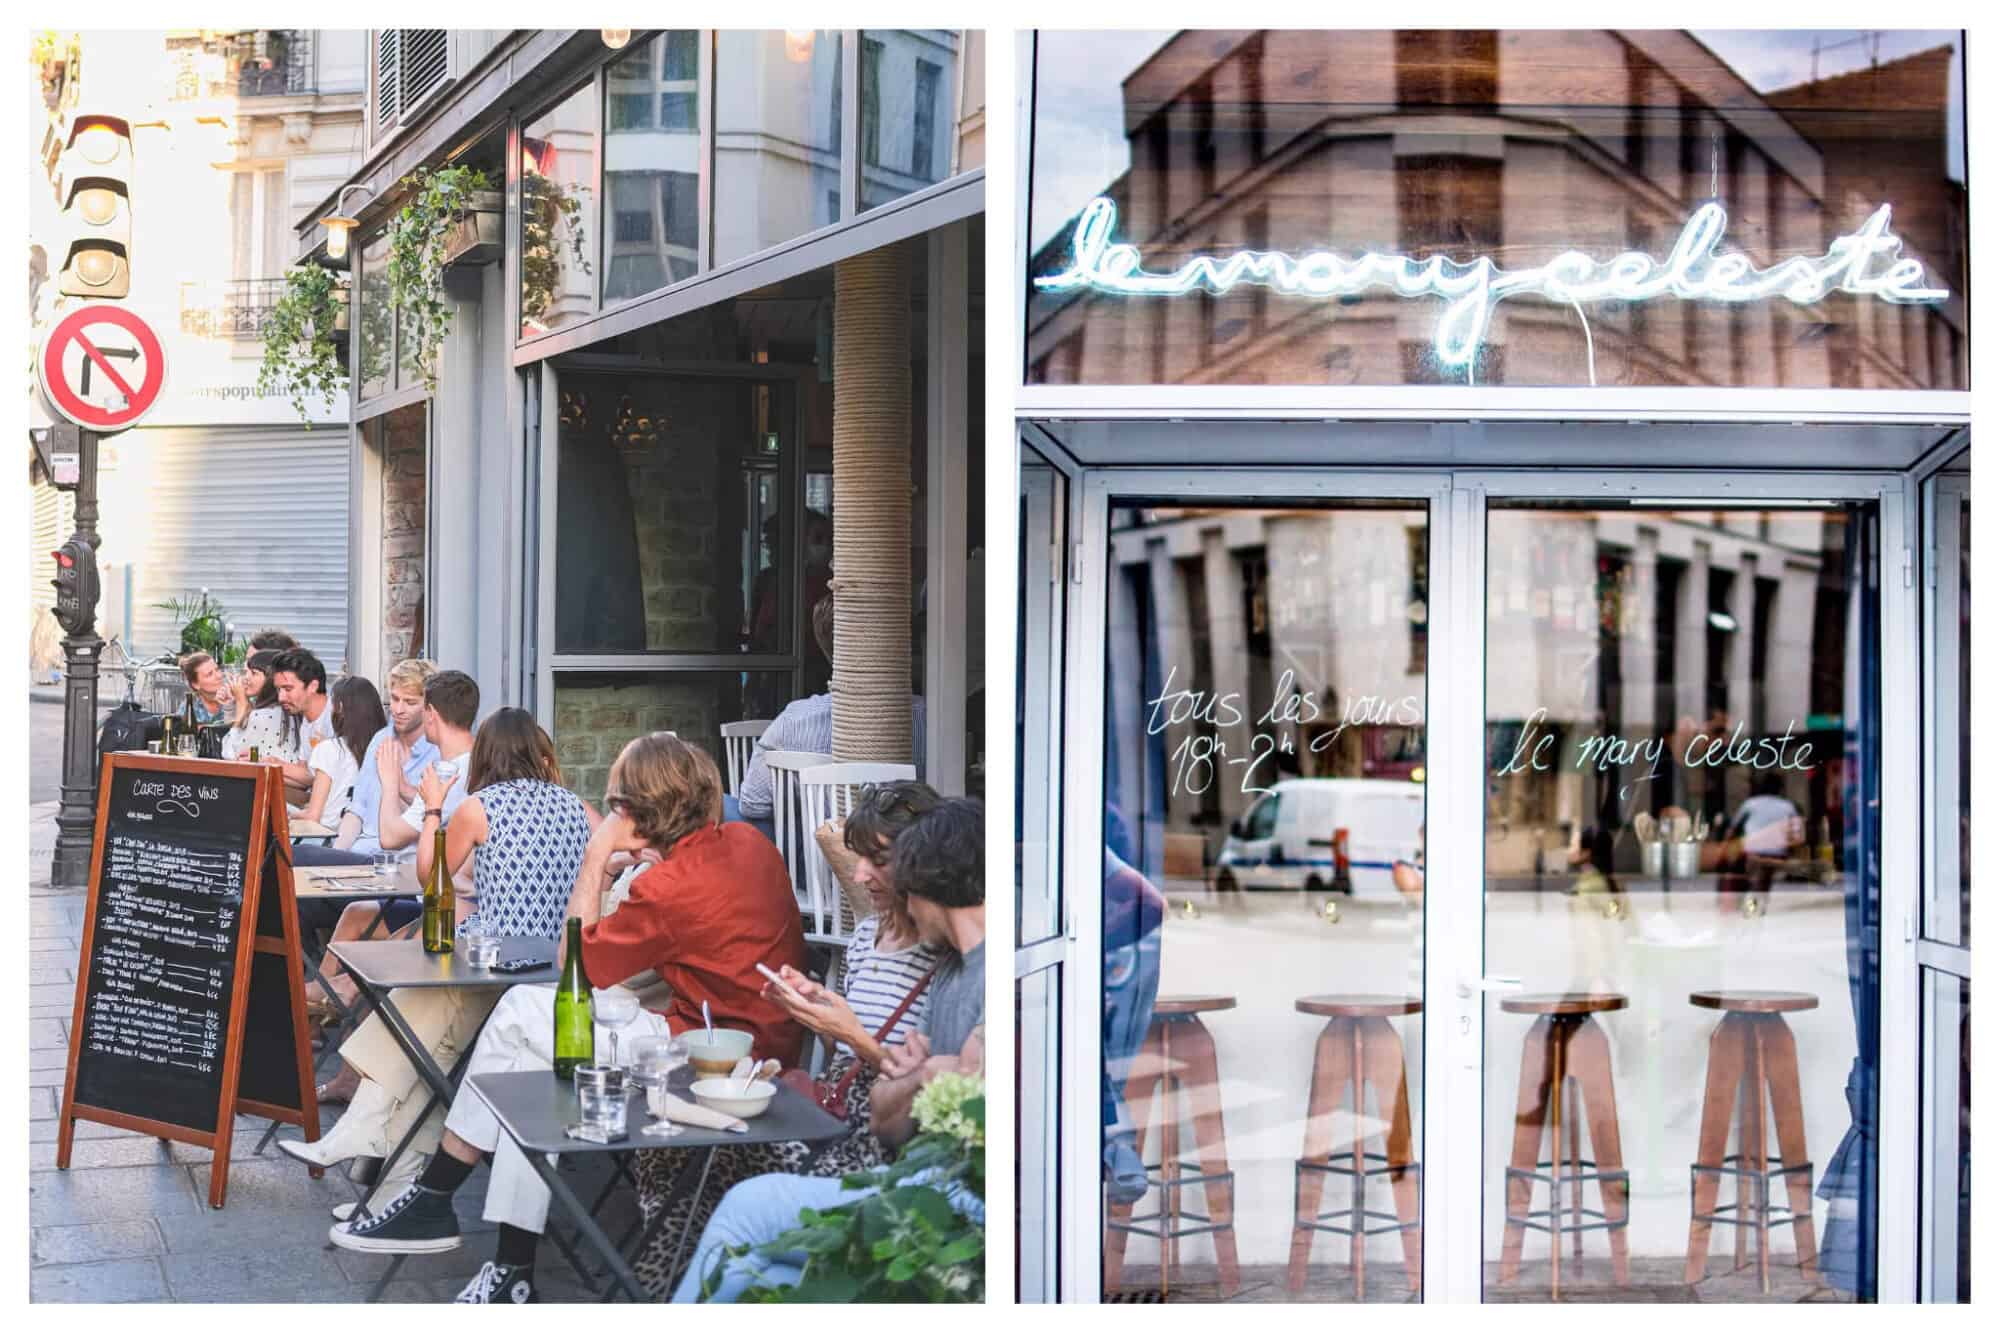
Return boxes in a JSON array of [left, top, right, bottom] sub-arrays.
[[443, 985, 673, 1234]]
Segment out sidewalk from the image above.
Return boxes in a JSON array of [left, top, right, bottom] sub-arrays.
[[25, 802, 616, 1303]]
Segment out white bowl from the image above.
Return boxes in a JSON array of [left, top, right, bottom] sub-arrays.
[[685, 1029, 754, 1074], [689, 1077, 776, 1120]]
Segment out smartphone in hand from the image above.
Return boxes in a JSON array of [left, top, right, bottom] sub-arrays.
[[755, 962, 807, 1003]]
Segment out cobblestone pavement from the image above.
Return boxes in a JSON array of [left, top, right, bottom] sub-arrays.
[[27, 801, 626, 1303]]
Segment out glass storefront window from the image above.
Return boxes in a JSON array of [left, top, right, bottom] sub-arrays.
[[552, 670, 796, 805], [1026, 30, 1968, 390], [860, 30, 959, 211], [552, 371, 796, 674], [1482, 503, 1876, 1301], [355, 228, 392, 400], [521, 81, 601, 339], [1098, 500, 1428, 1303], [713, 30, 844, 267], [1017, 454, 1065, 945], [603, 30, 702, 304]]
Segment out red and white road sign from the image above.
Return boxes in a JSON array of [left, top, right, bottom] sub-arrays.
[[37, 304, 167, 433]]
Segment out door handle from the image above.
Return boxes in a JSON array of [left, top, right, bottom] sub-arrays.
[[1455, 975, 1523, 999]]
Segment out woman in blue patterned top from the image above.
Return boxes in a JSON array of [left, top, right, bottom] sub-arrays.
[[283, 708, 596, 1192], [413, 707, 596, 940]]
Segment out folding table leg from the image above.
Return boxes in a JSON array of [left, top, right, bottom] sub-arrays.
[[527, 1150, 651, 1301]]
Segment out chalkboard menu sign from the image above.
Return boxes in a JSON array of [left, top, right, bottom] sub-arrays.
[[56, 753, 320, 1208]]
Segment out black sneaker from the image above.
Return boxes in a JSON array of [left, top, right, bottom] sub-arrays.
[[455, 1261, 536, 1304], [327, 1182, 462, 1254]]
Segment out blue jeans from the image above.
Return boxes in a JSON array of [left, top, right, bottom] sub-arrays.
[[671, 1170, 984, 1303]]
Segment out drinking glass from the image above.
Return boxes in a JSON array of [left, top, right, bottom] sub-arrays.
[[463, 927, 500, 970], [594, 987, 642, 1068], [371, 850, 399, 882], [631, 1035, 688, 1137], [577, 1081, 629, 1138]]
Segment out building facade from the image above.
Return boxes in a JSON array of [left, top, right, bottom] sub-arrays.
[[1012, 29, 1970, 1306], [29, 29, 368, 675], [299, 29, 985, 802]]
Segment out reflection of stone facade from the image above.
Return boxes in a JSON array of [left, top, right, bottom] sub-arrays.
[[554, 680, 725, 804], [620, 384, 729, 648], [380, 405, 427, 664], [1028, 29, 1967, 390]]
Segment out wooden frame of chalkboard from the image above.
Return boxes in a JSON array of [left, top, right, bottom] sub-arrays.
[[55, 752, 321, 1209]]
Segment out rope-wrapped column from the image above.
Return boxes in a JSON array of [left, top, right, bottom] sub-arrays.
[[829, 247, 912, 765]]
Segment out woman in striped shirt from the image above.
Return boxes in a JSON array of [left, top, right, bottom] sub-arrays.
[[627, 781, 945, 1299]]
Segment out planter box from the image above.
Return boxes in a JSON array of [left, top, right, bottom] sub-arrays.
[[442, 191, 505, 268]]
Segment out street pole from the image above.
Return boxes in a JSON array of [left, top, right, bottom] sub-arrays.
[[50, 428, 102, 890]]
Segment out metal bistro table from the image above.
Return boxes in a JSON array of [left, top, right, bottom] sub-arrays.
[[467, 1070, 849, 1302], [287, 867, 411, 1066], [325, 936, 562, 1298]]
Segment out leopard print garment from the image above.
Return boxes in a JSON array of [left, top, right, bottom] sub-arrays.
[[629, 1053, 888, 1299]]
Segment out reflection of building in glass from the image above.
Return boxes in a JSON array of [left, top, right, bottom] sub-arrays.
[[860, 31, 960, 208], [604, 31, 701, 298], [712, 31, 845, 264], [1028, 30, 1966, 389]]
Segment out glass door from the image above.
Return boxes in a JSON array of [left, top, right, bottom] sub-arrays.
[[1475, 491, 1889, 1302], [1081, 476, 1444, 1303]]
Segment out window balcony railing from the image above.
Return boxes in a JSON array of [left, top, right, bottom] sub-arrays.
[[167, 30, 314, 102], [179, 278, 289, 339]]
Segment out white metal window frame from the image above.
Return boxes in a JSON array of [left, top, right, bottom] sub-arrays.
[[1037, 453, 1923, 1303]]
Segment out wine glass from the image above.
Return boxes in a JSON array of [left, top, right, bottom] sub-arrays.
[[593, 987, 641, 1069], [630, 1034, 688, 1138]]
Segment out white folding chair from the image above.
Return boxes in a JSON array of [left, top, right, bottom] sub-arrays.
[[720, 720, 772, 799], [796, 762, 917, 947], [763, 751, 833, 916]]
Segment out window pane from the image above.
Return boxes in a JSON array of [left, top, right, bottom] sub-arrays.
[[521, 80, 600, 339], [1923, 970, 1969, 1302], [553, 372, 795, 663], [1017, 965, 1060, 1301], [1483, 504, 1876, 1301], [1016, 456, 1065, 946], [355, 229, 391, 400], [713, 30, 843, 266], [603, 30, 701, 306], [552, 670, 796, 805], [1100, 501, 1427, 1302], [1027, 30, 1968, 389], [1925, 468, 1970, 945], [861, 31, 959, 211]]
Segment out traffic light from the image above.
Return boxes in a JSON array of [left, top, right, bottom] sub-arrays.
[[56, 114, 133, 299], [51, 537, 100, 637]]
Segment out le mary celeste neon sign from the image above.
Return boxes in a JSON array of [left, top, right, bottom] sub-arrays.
[[1035, 196, 1950, 369]]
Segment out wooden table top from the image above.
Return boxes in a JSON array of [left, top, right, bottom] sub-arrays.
[[289, 818, 335, 839], [1153, 995, 1237, 1017], [1689, 989, 1820, 1013], [1499, 992, 1629, 1016], [1296, 994, 1424, 1018]]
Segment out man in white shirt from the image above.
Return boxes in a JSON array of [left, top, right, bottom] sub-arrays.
[[271, 649, 334, 805], [339, 658, 440, 855], [376, 670, 479, 851], [735, 596, 926, 830]]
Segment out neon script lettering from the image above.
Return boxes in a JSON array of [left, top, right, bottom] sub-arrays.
[[1035, 197, 1951, 368]]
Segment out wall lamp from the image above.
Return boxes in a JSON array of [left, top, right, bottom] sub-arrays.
[[320, 183, 376, 262]]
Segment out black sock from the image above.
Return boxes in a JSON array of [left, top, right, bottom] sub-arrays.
[[417, 1151, 474, 1195], [496, 1224, 539, 1271]]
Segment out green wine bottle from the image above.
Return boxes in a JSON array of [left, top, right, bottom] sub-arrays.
[[422, 824, 454, 955], [553, 916, 593, 1079]]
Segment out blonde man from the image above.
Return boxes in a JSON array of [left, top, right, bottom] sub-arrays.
[[337, 657, 439, 854]]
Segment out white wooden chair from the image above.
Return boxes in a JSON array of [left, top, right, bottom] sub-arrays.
[[763, 750, 834, 915], [796, 762, 917, 948], [720, 719, 772, 799]]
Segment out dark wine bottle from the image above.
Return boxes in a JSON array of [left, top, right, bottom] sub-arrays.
[[422, 823, 455, 955], [553, 917, 593, 1079]]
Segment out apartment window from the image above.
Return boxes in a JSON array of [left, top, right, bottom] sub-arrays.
[[862, 38, 884, 167], [913, 58, 941, 178]]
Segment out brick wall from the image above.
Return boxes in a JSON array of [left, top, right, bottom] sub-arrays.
[[553, 678, 729, 805], [621, 381, 729, 649], [380, 404, 426, 666]]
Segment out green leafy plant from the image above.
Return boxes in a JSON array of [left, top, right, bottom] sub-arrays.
[[152, 589, 244, 664], [520, 170, 592, 331], [701, 1075, 985, 1303], [257, 264, 349, 424], [385, 163, 494, 391]]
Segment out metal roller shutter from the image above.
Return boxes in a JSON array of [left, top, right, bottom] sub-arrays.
[[118, 427, 350, 667], [29, 478, 74, 614]]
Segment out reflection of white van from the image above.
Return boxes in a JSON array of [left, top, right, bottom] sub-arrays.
[[1215, 778, 1424, 897]]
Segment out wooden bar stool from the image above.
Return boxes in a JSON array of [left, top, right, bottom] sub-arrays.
[[1684, 990, 1821, 1293], [1104, 995, 1240, 1299], [1287, 994, 1423, 1298], [1497, 993, 1632, 1299]]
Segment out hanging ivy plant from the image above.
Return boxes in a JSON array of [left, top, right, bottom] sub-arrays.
[[520, 170, 592, 330], [385, 163, 494, 392], [256, 263, 349, 425]]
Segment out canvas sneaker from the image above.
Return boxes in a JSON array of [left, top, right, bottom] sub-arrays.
[[327, 1181, 462, 1253], [455, 1262, 537, 1304]]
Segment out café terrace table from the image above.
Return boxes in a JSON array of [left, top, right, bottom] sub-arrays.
[[324, 936, 562, 1299], [467, 1070, 849, 1302], [289, 817, 337, 845], [283, 865, 410, 1078]]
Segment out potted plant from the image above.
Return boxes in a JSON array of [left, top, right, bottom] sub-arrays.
[[257, 263, 350, 425], [153, 589, 245, 664], [519, 171, 592, 332], [700, 1072, 986, 1303], [385, 163, 494, 391], [442, 184, 505, 267]]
